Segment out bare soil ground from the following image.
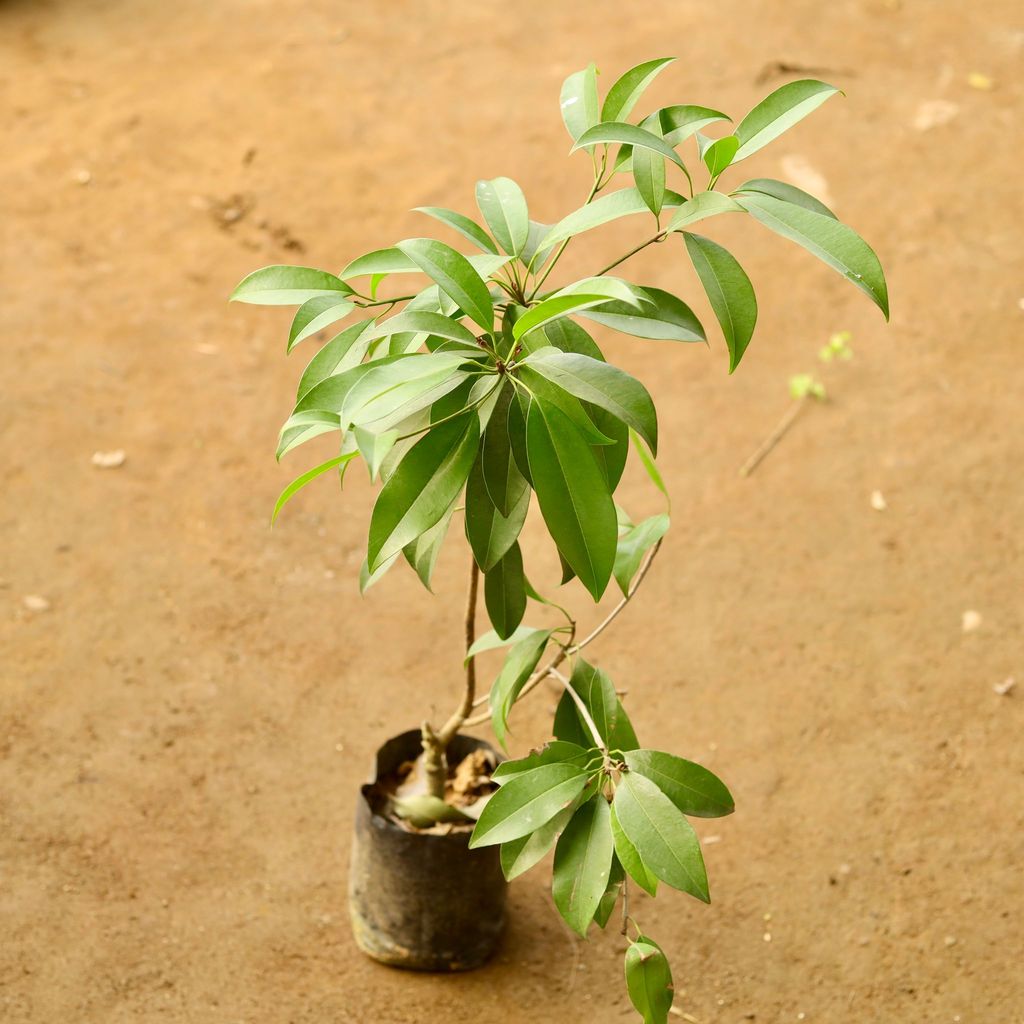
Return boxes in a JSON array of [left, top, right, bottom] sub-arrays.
[[2, 1, 1022, 1021]]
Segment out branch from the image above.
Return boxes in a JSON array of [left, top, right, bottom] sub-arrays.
[[437, 557, 480, 744], [593, 232, 666, 278], [738, 397, 808, 478], [550, 666, 606, 752]]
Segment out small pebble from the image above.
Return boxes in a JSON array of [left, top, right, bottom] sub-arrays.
[[23, 595, 51, 612], [763, 932, 772, 942], [870, 490, 887, 511], [73, 168, 92, 185], [993, 677, 1015, 696], [961, 610, 982, 633], [944, 935, 957, 947], [91, 449, 126, 469]]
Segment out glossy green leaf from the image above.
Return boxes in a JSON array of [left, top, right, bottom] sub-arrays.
[[365, 309, 479, 348], [517, 366, 614, 446], [270, 453, 355, 524], [664, 191, 743, 232], [641, 104, 731, 147], [537, 318, 605, 360], [573, 123, 686, 169], [413, 206, 498, 253], [552, 277, 649, 307], [734, 79, 839, 161], [633, 146, 666, 215], [276, 410, 341, 460], [521, 219, 555, 270], [560, 63, 600, 143], [613, 772, 709, 901], [702, 134, 739, 177], [231, 265, 354, 306], [367, 412, 479, 570], [512, 294, 615, 341], [734, 177, 836, 218], [601, 57, 676, 123], [581, 286, 705, 342], [613, 513, 669, 596], [295, 319, 377, 402], [466, 451, 530, 571], [476, 178, 530, 258], [523, 349, 658, 455], [488, 628, 553, 746], [395, 238, 494, 331], [353, 426, 399, 482], [737, 192, 889, 317], [465, 624, 542, 663], [484, 541, 527, 640], [588, 405, 629, 492], [630, 430, 668, 500], [468, 761, 590, 848], [625, 749, 734, 818], [492, 740, 590, 781], [684, 232, 758, 372], [539, 187, 685, 250], [359, 551, 398, 594], [287, 295, 356, 351], [525, 399, 617, 600], [610, 803, 658, 895], [553, 657, 639, 751], [625, 939, 674, 1024], [593, 855, 625, 928], [402, 496, 456, 591], [501, 803, 575, 880], [340, 247, 420, 280], [480, 385, 529, 516], [553, 796, 615, 936]]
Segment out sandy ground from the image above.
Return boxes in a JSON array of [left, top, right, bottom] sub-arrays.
[[2, 1, 1022, 1021]]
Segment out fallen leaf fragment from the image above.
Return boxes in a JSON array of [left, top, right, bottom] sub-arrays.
[[993, 677, 1015, 696]]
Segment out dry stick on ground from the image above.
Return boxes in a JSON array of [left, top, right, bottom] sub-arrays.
[[738, 396, 810, 478]]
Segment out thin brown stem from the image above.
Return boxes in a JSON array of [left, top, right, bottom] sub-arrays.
[[739, 397, 808, 478], [593, 232, 666, 278], [437, 557, 481, 745]]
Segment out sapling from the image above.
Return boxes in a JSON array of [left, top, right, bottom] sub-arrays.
[[232, 60, 887, 1021]]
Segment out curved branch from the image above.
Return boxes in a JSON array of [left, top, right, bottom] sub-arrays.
[[437, 557, 480, 745]]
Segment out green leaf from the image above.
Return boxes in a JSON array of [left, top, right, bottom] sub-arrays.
[[613, 772, 709, 901], [366, 310, 480, 348], [484, 541, 527, 640], [553, 657, 639, 751], [737, 192, 889, 318], [413, 206, 498, 254], [468, 761, 590, 848], [367, 412, 479, 570], [395, 238, 494, 332], [734, 79, 839, 161], [359, 551, 398, 594], [640, 104, 731, 147], [287, 295, 356, 352], [624, 939, 674, 1024], [573, 123, 686, 169], [492, 740, 590, 781], [402, 496, 456, 591], [664, 191, 743, 232], [354, 426, 399, 483], [601, 57, 676, 123], [630, 430, 668, 501], [552, 277, 649, 307], [480, 385, 530, 516], [525, 398, 617, 600], [702, 134, 739, 177], [475, 178, 530, 258], [633, 146, 666, 216], [465, 624, 541, 663], [512, 294, 616, 341], [613, 513, 669, 596], [276, 410, 341, 460], [516, 367, 615, 447], [488, 628, 553, 746], [593, 855, 625, 928], [588, 406, 629, 491], [625, 749, 734, 818], [539, 187, 685, 250], [231, 265, 353, 305], [521, 220, 556, 270], [733, 177, 836, 218], [610, 803, 658, 895], [683, 232, 758, 372], [295, 319, 377, 402], [340, 247, 420, 279], [537, 318, 605, 360], [466, 452, 530, 571], [581, 286, 705, 342], [560, 63, 600, 143], [500, 804, 575, 880], [523, 349, 658, 455], [270, 453, 355, 524], [552, 796, 615, 936]]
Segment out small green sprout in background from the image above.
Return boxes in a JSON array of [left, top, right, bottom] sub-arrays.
[[740, 331, 853, 477]]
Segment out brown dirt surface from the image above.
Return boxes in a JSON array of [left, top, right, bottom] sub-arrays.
[[2, 1, 1022, 1021]]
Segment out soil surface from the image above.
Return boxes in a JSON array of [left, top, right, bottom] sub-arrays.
[[2, 2, 1022, 1022]]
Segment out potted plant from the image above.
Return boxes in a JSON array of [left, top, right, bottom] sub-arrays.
[[232, 58, 888, 1021]]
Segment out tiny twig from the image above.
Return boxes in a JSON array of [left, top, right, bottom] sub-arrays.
[[738, 397, 808, 478], [551, 667, 606, 752]]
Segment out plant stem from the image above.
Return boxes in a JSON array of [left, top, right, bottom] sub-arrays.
[[551, 667, 606, 752], [593, 232, 666, 278], [738, 397, 808, 478], [437, 557, 481, 746]]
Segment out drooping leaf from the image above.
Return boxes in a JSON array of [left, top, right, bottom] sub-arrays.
[[484, 541, 527, 640], [601, 57, 676, 123], [624, 939, 674, 1024], [625, 749, 735, 818], [573, 123, 686, 169], [480, 385, 530, 516], [287, 295, 356, 351], [367, 412, 479, 570], [610, 803, 658, 895], [701, 134, 739, 177], [560, 63, 600, 143], [538, 318, 605, 360], [733, 79, 840, 162], [553, 657, 639, 751], [737, 192, 889, 317], [630, 430, 668, 501], [276, 410, 342, 460], [633, 146, 666, 215], [593, 855, 625, 928], [523, 349, 658, 455], [231, 265, 353, 305], [359, 551, 399, 594], [664, 191, 743, 232], [525, 398, 617, 600], [613, 513, 669, 596], [475, 178, 530, 258], [500, 803, 575, 880], [295, 318, 377, 402], [733, 177, 836, 218], [466, 451, 530, 571], [613, 771, 709, 901], [395, 238, 494, 332], [512, 294, 617, 341], [588, 405, 629, 491], [552, 796, 615, 936], [683, 232, 758, 372], [465, 624, 542, 663], [539, 188, 685, 250], [488, 628, 553, 746], [270, 453, 356, 524], [581, 286, 705, 342], [353, 426, 399, 483], [468, 761, 590, 848], [402, 496, 456, 591], [413, 206, 498, 254]]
